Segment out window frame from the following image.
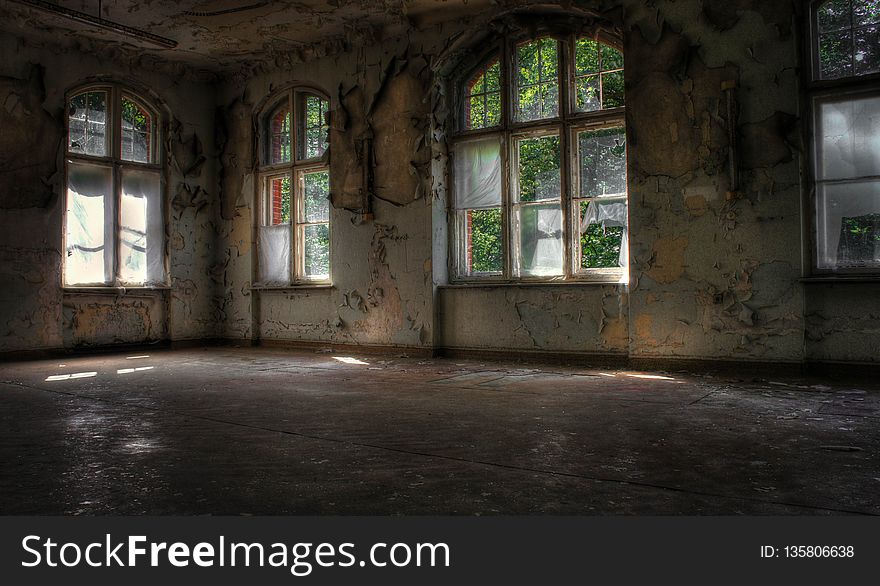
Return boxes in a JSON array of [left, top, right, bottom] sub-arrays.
[[62, 82, 167, 289], [806, 0, 880, 276], [448, 31, 628, 284], [255, 86, 331, 287]]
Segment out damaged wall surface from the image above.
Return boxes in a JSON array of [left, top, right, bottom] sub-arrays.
[[1, 0, 879, 367]]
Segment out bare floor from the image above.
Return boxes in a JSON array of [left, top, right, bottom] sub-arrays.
[[1, 347, 878, 515]]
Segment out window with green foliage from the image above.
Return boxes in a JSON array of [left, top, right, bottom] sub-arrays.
[[64, 84, 165, 287], [452, 33, 627, 281], [258, 89, 331, 285], [810, 1, 880, 273]]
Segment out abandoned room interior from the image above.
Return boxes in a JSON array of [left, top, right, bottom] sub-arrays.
[[0, 0, 879, 516]]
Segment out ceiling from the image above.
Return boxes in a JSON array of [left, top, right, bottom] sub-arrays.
[[0, 0, 500, 72]]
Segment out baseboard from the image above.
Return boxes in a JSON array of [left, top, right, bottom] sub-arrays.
[[436, 346, 629, 368], [257, 338, 434, 357]]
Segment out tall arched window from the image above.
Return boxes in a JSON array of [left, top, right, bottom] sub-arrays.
[[809, 0, 880, 273], [64, 84, 165, 287], [256, 89, 330, 285], [450, 33, 628, 282]]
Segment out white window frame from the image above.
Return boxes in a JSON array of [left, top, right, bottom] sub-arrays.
[[62, 83, 167, 289], [449, 32, 629, 284]]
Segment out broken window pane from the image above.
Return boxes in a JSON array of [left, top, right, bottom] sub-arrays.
[[517, 203, 563, 277], [121, 96, 153, 163], [269, 103, 291, 164], [817, 94, 880, 181], [517, 134, 560, 203], [300, 94, 328, 160], [258, 225, 291, 284], [578, 127, 627, 198], [65, 162, 113, 285], [577, 199, 627, 269], [120, 169, 163, 285], [576, 75, 601, 112], [464, 58, 502, 130], [575, 38, 624, 113], [816, 180, 880, 269], [68, 91, 107, 157], [453, 136, 502, 209], [267, 176, 291, 225], [303, 223, 330, 279], [302, 170, 330, 223], [464, 208, 503, 274], [515, 38, 559, 122]]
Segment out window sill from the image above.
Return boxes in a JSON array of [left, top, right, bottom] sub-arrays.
[[440, 280, 627, 289], [62, 286, 171, 296], [801, 276, 880, 284], [252, 284, 334, 291]]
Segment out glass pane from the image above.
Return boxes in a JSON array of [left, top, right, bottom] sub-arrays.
[[258, 225, 291, 284], [517, 203, 563, 277], [301, 95, 328, 159], [575, 38, 600, 75], [464, 58, 501, 130], [303, 170, 330, 223], [853, 0, 880, 26], [267, 176, 291, 225], [816, 180, 880, 269], [601, 44, 624, 71], [854, 25, 880, 75], [120, 169, 163, 285], [468, 95, 486, 129], [578, 200, 626, 269], [453, 136, 502, 209], [66, 162, 113, 285], [304, 223, 330, 279], [121, 96, 152, 163], [516, 38, 559, 121], [602, 70, 625, 109], [575, 75, 601, 112], [68, 91, 107, 157], [269, 105, 291, 164], [578, 127, 627, 198], [464, 208, 503, 275], [817, 94, 880, 181], [517, 134, 560, 203], [819, 0, 852, 31], [819, 30, 854, 79]]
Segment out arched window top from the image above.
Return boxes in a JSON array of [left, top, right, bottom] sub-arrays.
[[464, 56, 501, 130], [267, 100, 292, 165], [259, 88, 329, 166], [573, 38, 624, 112], [814, 0, 880, 80], [67, 85, 159, 164]]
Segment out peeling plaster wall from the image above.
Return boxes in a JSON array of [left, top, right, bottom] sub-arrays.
[[0, 33, 218, 352], [805, 284, 880, 365]]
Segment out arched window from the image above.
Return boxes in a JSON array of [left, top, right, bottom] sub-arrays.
[[809, 1, 880, 273], [450, 33, 628, 281], [64, 84, 165, 287], [256, 89, 330, 285]]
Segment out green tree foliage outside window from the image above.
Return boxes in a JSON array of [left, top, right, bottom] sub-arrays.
[[516, 38, 559, 121], [469, 208, 503, 273], [817, 0, 880, 79], [466, 59, 502, 130]]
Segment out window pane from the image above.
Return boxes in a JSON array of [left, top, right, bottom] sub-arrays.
[[303, 170, 330, 222], [602, 71, 625, 109], [817, 94, 880, 181], [464, 58, 501, 130], [578, 127, 627, 198], [516, 203, 563, 277], [66, 162, 113, 285], [516, 134, 560, 203], [68, 91, 107, 157], [854, 0, 880, 27], [578, 200, 627, 269], [819, 0, 852, 31], [258, 225, 291, 284], [453, 136, 502, 209], [120, 169, 163, 285], [464, 208, 503, 275], [301, 95, 329, 160], [817, 180, 880, 269], [121, 96, 153, 163], [601, 44, 625, 71], [303, 223, 330, 279], [819, 30, 854, 79], [269, 105, 291, 164], [854, 25, 880, 75], [267, 176, 291, 225], [576, 74, 601, 112], [575, 38, 600, 75], [515, 38, 559, 122]]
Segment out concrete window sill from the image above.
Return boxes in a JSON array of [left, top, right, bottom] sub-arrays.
[[800, 277, 880, 284], [63, 287, 171, 295], [252, 284, 335, 291], [439, 281, 627, 289]]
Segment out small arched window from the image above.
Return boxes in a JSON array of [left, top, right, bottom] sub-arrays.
[[450, 33, 628, 282], [256, 88, 331, 286], [809, 1, 880, 273], [64, 84, 165, 287]]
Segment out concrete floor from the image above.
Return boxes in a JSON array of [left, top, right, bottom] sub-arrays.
[[1, 347, 878, 515]]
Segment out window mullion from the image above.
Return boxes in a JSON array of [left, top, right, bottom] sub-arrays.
[[112, 87, 122, 286]]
